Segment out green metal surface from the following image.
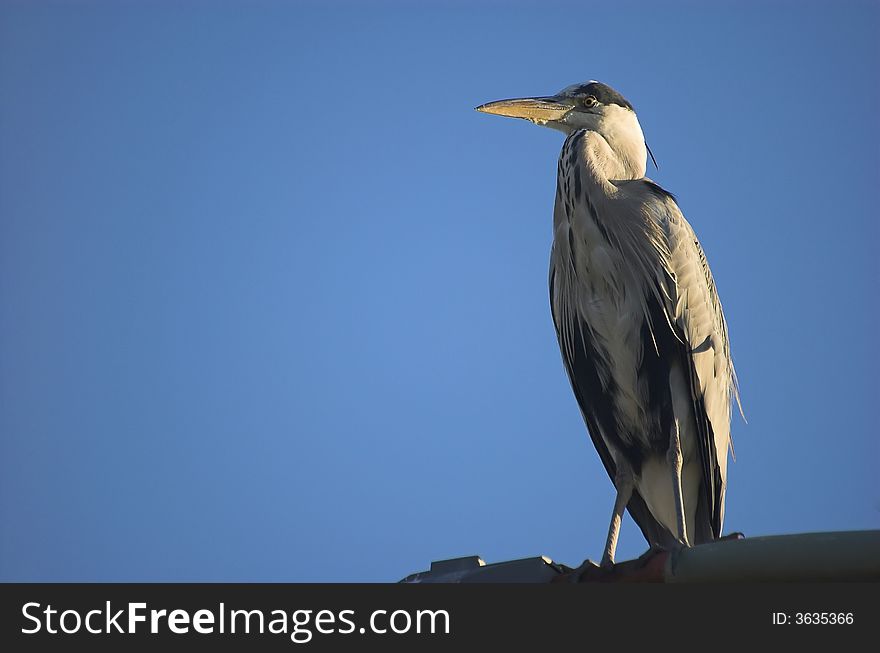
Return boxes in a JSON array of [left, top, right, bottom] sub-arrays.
[[665, 530, 880, 582]]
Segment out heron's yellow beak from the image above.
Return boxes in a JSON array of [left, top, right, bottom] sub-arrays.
[[474, 97, 573, 125]]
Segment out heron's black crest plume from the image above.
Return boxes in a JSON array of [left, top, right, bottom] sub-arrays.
[[646, 142, 659, 171]]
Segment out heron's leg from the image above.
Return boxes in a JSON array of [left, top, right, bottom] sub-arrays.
[[600, 461, 634, 568], [667, 419, 689, 545]]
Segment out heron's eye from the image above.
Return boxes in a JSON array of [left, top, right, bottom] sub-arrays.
[[583, 95, 598, 107]]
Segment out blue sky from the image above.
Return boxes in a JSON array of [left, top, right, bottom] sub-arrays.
[[1, 1, 877, 581]]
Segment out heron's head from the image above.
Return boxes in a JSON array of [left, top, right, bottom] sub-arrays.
[[475, 80, 637, 134], [476, 80, 648, 177]]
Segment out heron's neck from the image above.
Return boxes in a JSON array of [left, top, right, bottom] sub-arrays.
[[581, 130, 646, 185]]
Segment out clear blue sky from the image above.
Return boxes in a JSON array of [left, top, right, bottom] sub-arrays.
[[1, 1, 877, 581]]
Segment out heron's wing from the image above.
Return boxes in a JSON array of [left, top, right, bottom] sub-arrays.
[[641, 181, 735, 540], [549, 262, 679, 550]]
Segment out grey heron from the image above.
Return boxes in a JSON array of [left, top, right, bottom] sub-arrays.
[[476, 81, 739, 567]]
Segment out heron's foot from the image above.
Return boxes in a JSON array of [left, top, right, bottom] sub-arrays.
[[550, 559, 605, 583], [635, 543, 670, 563], [558, 548, 668, 583], [719, 531, 745, 541]]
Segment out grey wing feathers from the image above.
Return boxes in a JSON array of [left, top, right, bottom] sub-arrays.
[[648, 186, 735, 539], [549, 266, 681, 550]]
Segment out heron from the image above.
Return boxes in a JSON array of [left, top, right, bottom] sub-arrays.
[[476, 81, 739, 567]]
